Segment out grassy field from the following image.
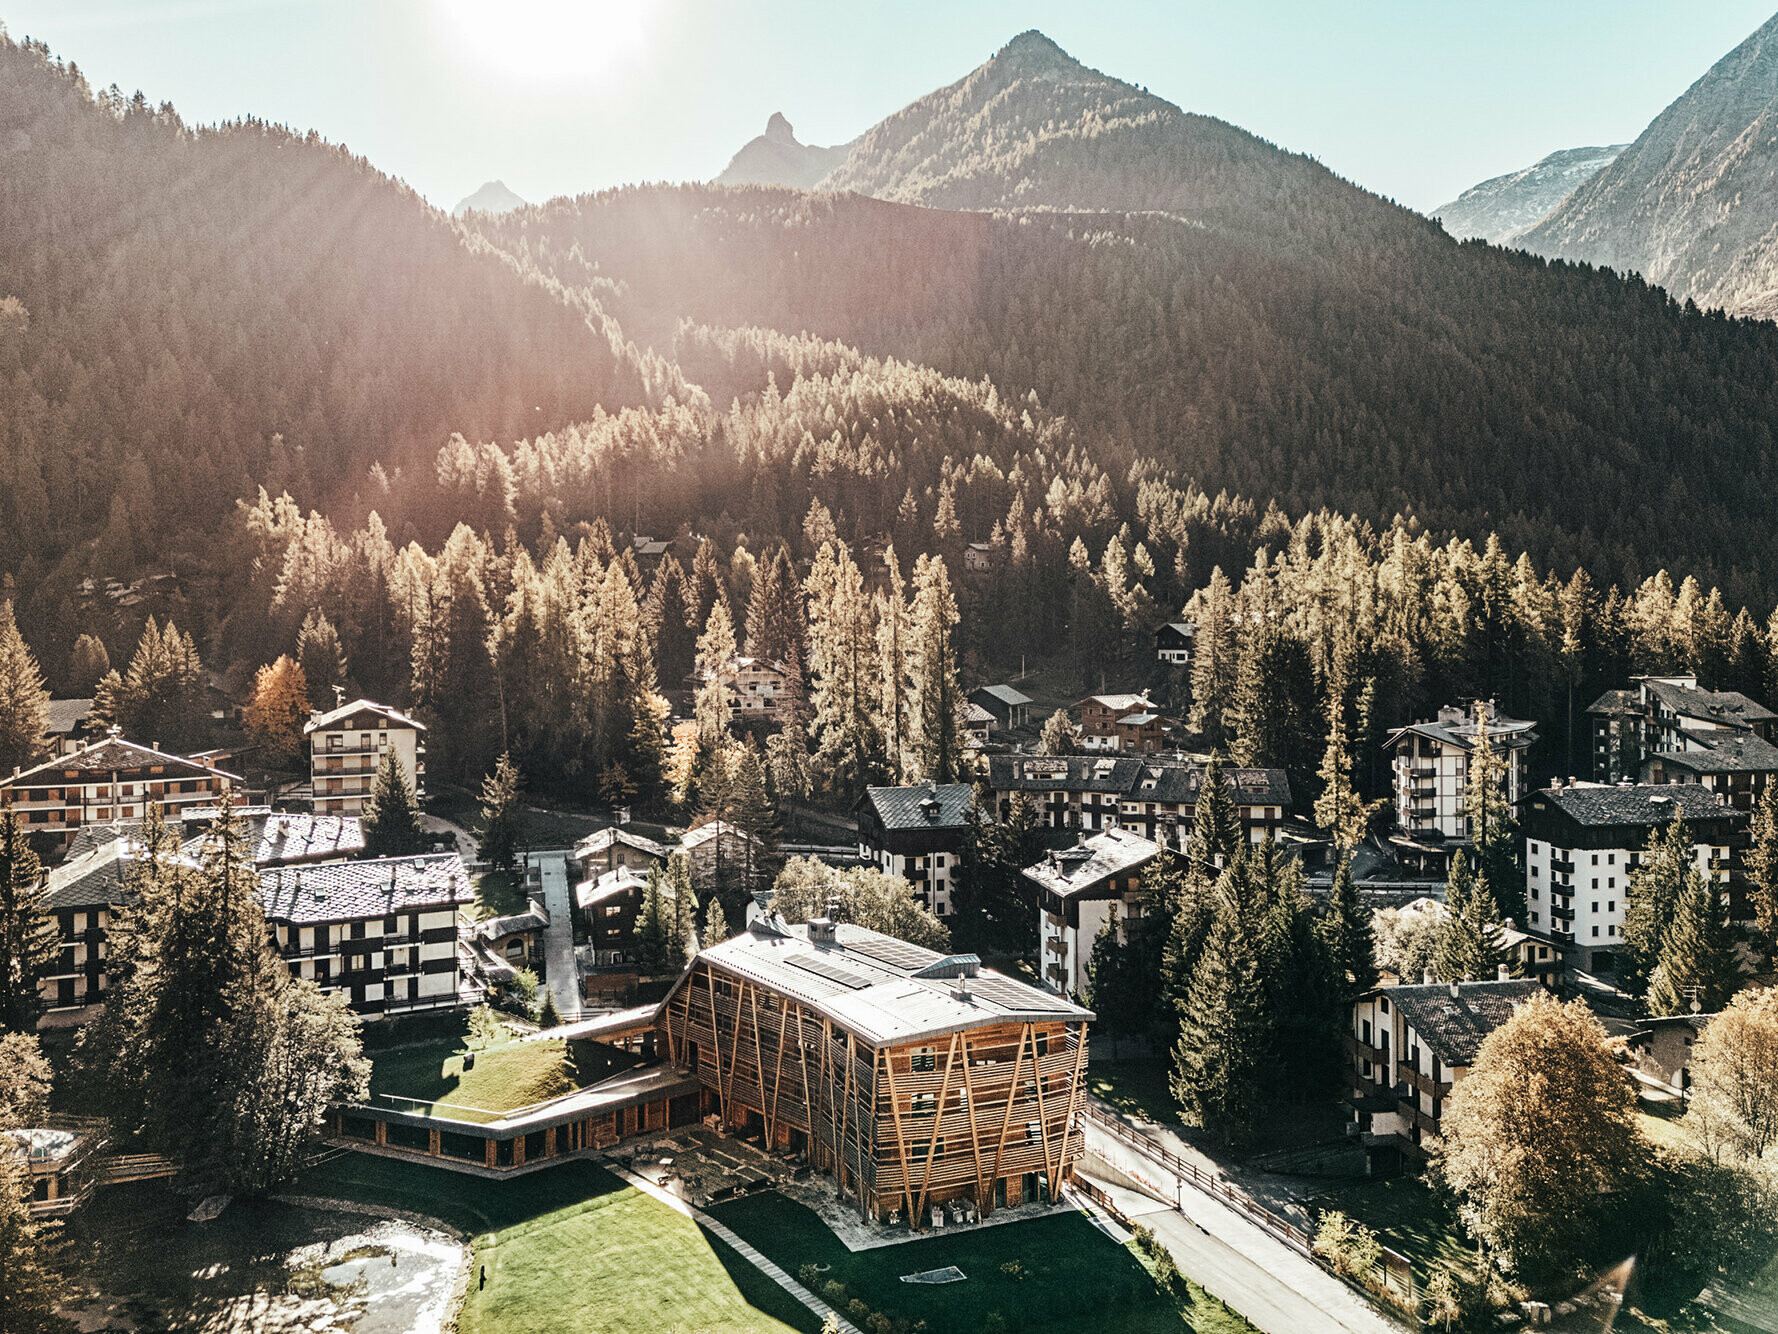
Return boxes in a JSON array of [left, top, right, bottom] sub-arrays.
[[368, 1033, 593, 1121], [709, 1190, 1255, 1334], [296, 1155, 818, 1334], [1088, 1058, 1178, 1124], [1308, 1175, 1475, 1285]]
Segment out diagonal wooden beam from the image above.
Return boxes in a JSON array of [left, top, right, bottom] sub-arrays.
[[767, 1002, 790, 1146], [913, 1033, 961, 1225], [958, 1032, 987, 1210], [990, 1024, 1030, 1196], [723, 978, 748, 1111], [793, 1004, 813, 1148], [880, 1042, 918, 1227], [1055, 1021, 1090, 1197], [1032, 1027, 1056, 1198], [704, 967, 726, 1113]]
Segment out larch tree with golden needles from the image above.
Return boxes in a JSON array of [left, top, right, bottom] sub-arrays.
[[244, 655, 309, 767], [1684, 985, 1778, 1161]]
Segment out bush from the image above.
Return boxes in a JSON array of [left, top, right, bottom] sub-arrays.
[[1151, 1245, 1182, 1296], [1129, 1221, 1158, 1256], [867, 1315, 893, 1334], [1311, 1210, 1381, 1281], [983, 1316, 1009, 1334], [823, 1280, 848, 1307], [998, 1259, 1025, 1281], [510, 967, 541, 1014], [798, 1264, 821, 1288], [537, 989, 563, 1028], [847, 1299, 871, 1322]]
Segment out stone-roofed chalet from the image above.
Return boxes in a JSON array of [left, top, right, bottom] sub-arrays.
[[1589, 673, 1777, 782], [259, 853, 473, 1017], [1348, 979, 1544, 1161], [43, 698, 99, 756], [1074, 692, 1152, 751], [572, 826, 671, 882], [1, 733, 242, 849], [1385, 701, 1537, 850], [968, 685, 1032, 731], [1642, 729, 1778, 812], [657, 911, 1093, 1227], [987, 754, 1290, 848], [1023, 828, 1162, 996], [856, 781, 974, 918]]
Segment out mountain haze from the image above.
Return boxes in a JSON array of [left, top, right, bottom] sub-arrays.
[[1433, 144, 1628, 243], [452, 179, 526, 217], [1521, 12, 1778, 317], [714, 113, 855, 189]]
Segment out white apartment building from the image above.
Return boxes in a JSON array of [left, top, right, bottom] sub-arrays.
[[304, 700, 426, 816], [1520, 782, 1745, 972], [1385, 701, 1536, 843], [1022, 827, 1161, 997], [1, 732, 241, 849]]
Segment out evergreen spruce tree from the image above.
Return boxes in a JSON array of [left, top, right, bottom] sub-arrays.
[[1320, 855, 1378, 994], [665, 850, 697, 962], [908, 554, 970, 783], [1171, 854, 1273, 1144], [1647, 869, 1743, 1016], [1435, 853, 1508, 982], [0, 803, 55, 1034], [1313, 694, 1367, 855], [1263, 860, 1343, 1100], [635, 865, 672, 976], [1623, 817, 1696, 996], [1465, 703, 1521, 922], [0, 1123, 68, 1334], [1189, 754, 1242, 872], [476, 752, 522, 872], [67, 632, 110, 696], [361, 751, 427, 858], [644, 553, 698, 692], [1228, 623, 1316, 783], [1085, 904, 1134, 1055], [296, 609, 349, 710], [1748, 780, 1778, 967], [803, 538, 884, 798], [693, 597, 738, 754], [1157, 862, 1216, 1056], [0, 599, 49, 777], [875, 547, 913, 785], [1188, 570, 1238, 748], [725, 740, 778, 896], [704, 896, 732, 945]]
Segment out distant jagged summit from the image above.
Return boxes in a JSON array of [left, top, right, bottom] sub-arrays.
[[714, 114, 856, 190], [1518, 11, 1778, 317], [452, 179, 525, 218], [993, 29, 1076, 72], [1433, 145, 1628, 244]]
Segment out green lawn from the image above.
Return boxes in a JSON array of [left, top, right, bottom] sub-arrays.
[[368, 1033, 590, 1122], [1310, 1175, 1475, 1284], [1088, 1058, 1179, 1124], [709, 1190, 1255, 1334], [471, 870, 527, 921], [296, 1155, 817, 1334]]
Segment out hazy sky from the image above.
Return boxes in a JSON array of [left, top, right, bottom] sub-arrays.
[[5, 1, 1775, 212]]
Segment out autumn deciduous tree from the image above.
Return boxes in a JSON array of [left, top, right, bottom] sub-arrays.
[[1435, 993, 1640, 1281], [0, 599, 49, 778], [243, 655, 309, 766], [1684, 985, 1778, 1161], [769, 857, 949, 951], [1038, 709, 1082, 756]]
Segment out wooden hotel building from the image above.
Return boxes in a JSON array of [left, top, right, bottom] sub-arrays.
[[657, 909, 1094, 1227]]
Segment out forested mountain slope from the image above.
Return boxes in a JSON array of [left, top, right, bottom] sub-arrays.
[[0, 35, 664, 587], [475, 181, 1778, 610], [1521, 12, 1778, 317]]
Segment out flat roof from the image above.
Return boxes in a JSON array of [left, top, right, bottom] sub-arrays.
[[683, 918, 1092, 1047]]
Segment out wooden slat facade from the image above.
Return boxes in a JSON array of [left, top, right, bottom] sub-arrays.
[[658, 958, 1090, 1226]]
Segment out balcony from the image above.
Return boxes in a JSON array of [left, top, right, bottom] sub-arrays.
[[1550, 856, 1575, 875], [1550, 904, 1575, 924]]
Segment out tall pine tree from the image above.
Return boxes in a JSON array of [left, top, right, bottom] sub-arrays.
[[1646, 869, 1743, 1017], [362, 752, 428, 857], [0, 802, 55, 1033], [0, 600, 49, 778]]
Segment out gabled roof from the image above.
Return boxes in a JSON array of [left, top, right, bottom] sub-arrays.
[[258, 854, 472, 925], [1585, 688, 1638, 717], [3, 735, 241, 787], [1157, 621, 1196, 638], [572, 826, 671, 863], [472, 909, 548, 941], [1525, 782, 1746, 830], [44, 698, 96, 735], [1649, 731, 1778, 775], [244, 811, 366, 865], [1643, 680, 1777, 728], [680, 820, 761, 851], [1131, 762, 1292, 808], [41, 841, 163, 911], [576, 865, 650, 911], [1020, 827, 1162, 898], [971, 684, 1032, 708], [861, 782, 974, 832], [965, 702, 995, 725], [678, 918, 1091, 1046], [1368, 979, 1545, 1068], [1118, 713, 1162, 727], [302, 699, 425, 735], [1386, 704, 1538, 754], [1078, 693, 1149, 712]]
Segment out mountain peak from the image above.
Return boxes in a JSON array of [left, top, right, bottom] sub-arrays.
[[764, 112, 799, 144], [995, 30, 1077, 71], [451, 179, 526, 218]]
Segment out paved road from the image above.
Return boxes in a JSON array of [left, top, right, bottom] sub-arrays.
[[531, 851, 581, 1022], [1082, 1170, 1404, 1334]]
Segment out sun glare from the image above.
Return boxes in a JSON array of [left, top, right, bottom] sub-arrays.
[[441, 0, 656, 84]]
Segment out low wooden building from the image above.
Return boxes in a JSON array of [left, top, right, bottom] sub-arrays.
[[657, 911, 1094, 1228]]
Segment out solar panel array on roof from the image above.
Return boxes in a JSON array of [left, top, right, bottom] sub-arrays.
[[841, 934, 935, 972], [784, 953, 878, 990], [967, 974, 1055, 1012]]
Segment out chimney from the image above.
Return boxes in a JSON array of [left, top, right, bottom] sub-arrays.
[[825, 895, 842, 923], [1421, 968, 1435, 985], [1496, 964, 1511, 981], [1448, 980, 1461, 999], [808, 917, 837, 945]]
